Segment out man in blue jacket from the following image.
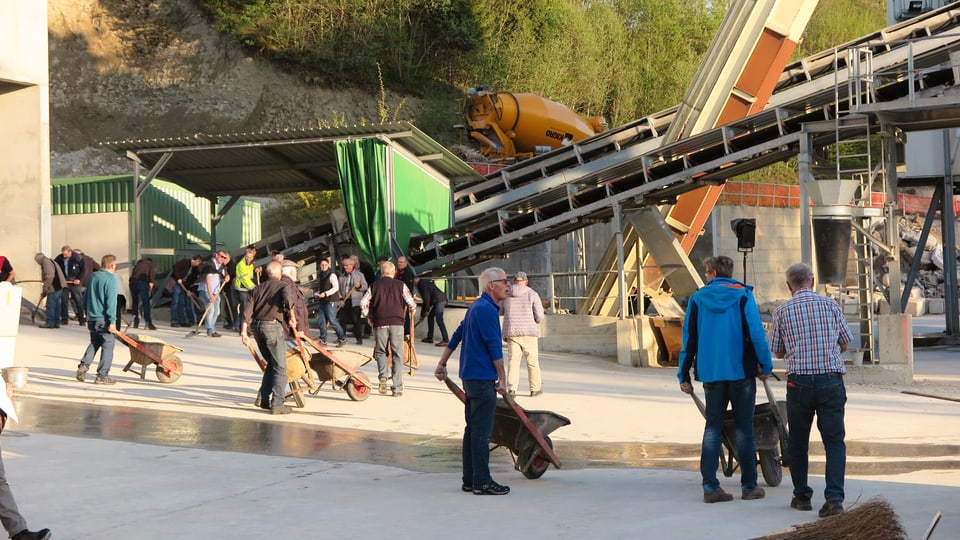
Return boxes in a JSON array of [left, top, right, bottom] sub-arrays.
[[678, 255, 773, 503], [434, 267, 511, 496]]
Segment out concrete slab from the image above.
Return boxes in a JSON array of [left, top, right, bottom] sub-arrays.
[[2, 316, 958, 539]]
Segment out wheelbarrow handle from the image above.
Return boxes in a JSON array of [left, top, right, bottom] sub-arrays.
[[689, 388, 707, 417]]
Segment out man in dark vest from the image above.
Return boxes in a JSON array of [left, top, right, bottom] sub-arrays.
[[360, 261, 416, 397], [314, 257, 346, 347]]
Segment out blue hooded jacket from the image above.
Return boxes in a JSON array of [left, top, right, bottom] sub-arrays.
[[677, 277, 773, 384]]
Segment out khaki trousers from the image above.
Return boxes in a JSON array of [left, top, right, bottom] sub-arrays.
[[505, 335, 541, 393]]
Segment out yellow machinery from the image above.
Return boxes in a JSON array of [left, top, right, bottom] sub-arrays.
[[461, 86, 607, 161]]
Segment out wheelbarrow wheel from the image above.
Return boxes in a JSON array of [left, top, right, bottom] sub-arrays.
[[155, 356, 183, 384], [344, 376, 370, 401], [520, 436, 553, 480], [759, 450, 782, 487]]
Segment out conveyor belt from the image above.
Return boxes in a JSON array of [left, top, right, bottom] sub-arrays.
[[409, 3, 960, 277]]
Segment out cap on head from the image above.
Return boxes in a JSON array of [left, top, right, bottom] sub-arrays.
[[515, 271, 528, 282]]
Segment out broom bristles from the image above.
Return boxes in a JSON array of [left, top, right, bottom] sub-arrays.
[[755, 497, 909, 540]]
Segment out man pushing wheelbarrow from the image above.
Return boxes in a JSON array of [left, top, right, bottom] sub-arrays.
[[435, 267, 569, 494], [240, 261, 300, 415]]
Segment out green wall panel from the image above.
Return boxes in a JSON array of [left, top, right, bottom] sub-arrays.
[[391, 151, 450, 258]]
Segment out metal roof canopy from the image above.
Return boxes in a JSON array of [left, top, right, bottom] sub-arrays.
[[99, 122, 481, 199], [99, 122, 482, 259]]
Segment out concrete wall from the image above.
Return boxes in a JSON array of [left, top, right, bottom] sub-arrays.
[[711, 205, 804, 308], [0, 1, 50, 303]]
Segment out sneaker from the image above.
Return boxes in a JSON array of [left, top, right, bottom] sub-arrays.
[[336, 338, 346, 348], [435, 340, 449, 347], [146, 323, 157, 330], [318, 339, 328, 346], [473, 481, 510, 495], [508, 390, 516, 397], [12, 528, 52, 540], [209, 332, 222, 338], [94, 377, 116, 385], [421, 337, 433, 343], [791, 495, 813, 511], [271, 406, 293, 415], [76, 364, 89, 382], [39, 324, 59, 329], [819, 500, 844, 518], [742, 487, 765, 500], [530, 390, 543, 397], [133, 322, 139, 329], [461, 483, 473, 493], [378, 378, 388, 395], [170, 322, 182, 328], [392, 390, 403, 397], [703, 488, 734, 503]]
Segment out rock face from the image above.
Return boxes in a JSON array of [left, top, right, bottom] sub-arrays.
[[47, 0, 417, 177]]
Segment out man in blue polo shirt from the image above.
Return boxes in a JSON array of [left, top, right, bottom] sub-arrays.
[[434, 267, 511, 496]]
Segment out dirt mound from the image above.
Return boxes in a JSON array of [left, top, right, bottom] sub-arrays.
[[47, 0, 419, 177]]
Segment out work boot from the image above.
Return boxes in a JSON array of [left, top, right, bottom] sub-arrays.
[[94, 377, 116, 385], [791, 495, 813, 511], [12, 528, 51, 540], [819, 500, 844, 518], [742, 487, 765, 500], [271, 406, 293, 415], [703, 488, 734, 503], [76, 364, 88, 383], [378, 378, 388, 395]]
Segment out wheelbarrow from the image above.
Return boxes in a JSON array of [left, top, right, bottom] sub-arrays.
[[689, 378, 789, 487], [444, 378, 570, 479], [300, 334, 374, 401], [115, 332, 183, 383]]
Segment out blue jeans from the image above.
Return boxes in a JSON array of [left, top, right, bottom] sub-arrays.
[[701, 378, 758, 493], [317, 301, 345, 342], [130, 280, 152, 325], [44, 289, 63, 326], [787, 373, 846, 502], [253, 321, 288, 410], [462, 379, 497, 488], [373, 325, 405, 391], [425, 302, 449, 341], [171, 284, 188, 325], [80, 320, 116, 379], [199, 285, 220, 336]]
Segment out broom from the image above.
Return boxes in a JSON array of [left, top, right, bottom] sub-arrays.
[[753, 497, 909, 540]]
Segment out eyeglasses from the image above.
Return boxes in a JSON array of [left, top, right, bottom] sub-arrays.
[[492, 278, 511, 285]]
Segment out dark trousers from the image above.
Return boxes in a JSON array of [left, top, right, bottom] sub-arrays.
[[44, 289, 63, 327], [61, 284, 85, 323], [787, 373, 846, 503], [425, 302, 449, 341], [253, 321, 288, 411], [130, 280, 152, 325], [339, 300, 363, 343], [462, 379, 497, 488], [700, 378, 758, 493]]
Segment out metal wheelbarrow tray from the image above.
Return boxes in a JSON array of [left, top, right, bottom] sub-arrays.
[[115, 332, 184, 383], [445, 378, 570, 479], [300, 335, 374, 401]]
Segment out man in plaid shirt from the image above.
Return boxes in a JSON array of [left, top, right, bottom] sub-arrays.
[[769, 262, 852, 519]]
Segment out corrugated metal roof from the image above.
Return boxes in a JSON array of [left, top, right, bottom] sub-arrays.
[[99, 122, 482, 198]]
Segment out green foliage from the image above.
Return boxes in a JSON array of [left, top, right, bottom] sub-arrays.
[[261, 190, 344, 233], [197, 0, 888, 190], [794, 0, 887, 59]]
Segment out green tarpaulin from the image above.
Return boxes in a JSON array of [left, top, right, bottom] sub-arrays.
[[336, 138, 390, 264]]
